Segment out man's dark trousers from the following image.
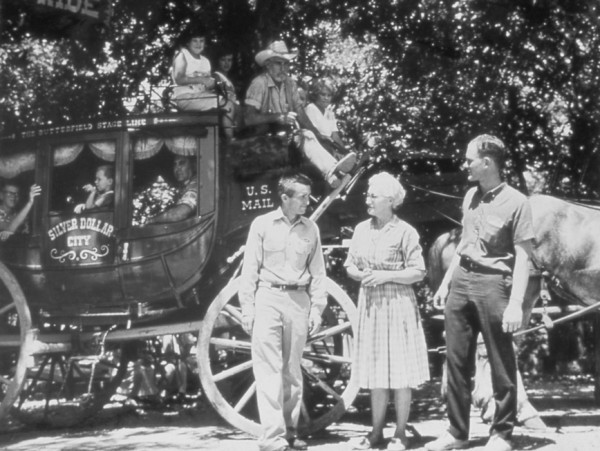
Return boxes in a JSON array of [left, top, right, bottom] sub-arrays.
[[444, 264, 518, 441]]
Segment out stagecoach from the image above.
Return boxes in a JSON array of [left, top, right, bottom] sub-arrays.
[[0, 102, 377, 434]]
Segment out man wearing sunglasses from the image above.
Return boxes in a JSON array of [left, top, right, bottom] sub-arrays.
[[0, 182, 41, 242]]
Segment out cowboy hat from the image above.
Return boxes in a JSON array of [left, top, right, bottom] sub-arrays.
[[255, 41, 297, 67]]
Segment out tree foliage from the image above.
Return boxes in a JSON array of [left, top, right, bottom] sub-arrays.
[[1, 0, 599, 197]]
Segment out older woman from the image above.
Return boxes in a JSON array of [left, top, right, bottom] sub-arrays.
[[345, 172, 430, 451]]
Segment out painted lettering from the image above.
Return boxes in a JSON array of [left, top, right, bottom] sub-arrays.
[[67, 235, 91, 247], [37, 0, 99, 19], [100, 223, 114, 236]]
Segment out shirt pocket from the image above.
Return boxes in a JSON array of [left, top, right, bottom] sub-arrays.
[[263, 234, 286, 268], [480, 215, 506, 249], [290, 235, 312, 270]]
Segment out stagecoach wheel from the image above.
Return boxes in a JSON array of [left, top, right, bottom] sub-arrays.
[[11, 340, 132, 428], [198, 277, 358, 437], [0, 261, 34, 425]]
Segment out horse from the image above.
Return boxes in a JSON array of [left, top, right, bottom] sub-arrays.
[[426, 194, 600, 428]]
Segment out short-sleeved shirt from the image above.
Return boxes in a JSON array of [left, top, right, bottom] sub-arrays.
[[94, 190, 114, 209], [459, 183, 534, 273], [245, 73, 303, 115], [238, 207, 327, 315], [0, 206, 14, 231], [176, 177, 198, 212], [305, 103, 339, 137], [0, 205, 29, 234]]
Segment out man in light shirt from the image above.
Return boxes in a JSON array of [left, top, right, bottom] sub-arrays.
[[239, 172, 327, 451]]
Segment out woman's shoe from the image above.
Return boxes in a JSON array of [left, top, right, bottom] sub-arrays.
[[352, 435, 385, 450], [387, 438, 407, 451]]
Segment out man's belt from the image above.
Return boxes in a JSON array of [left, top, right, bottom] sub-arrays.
[[459, 257, 507, 275], [259, 282, 308, 291]]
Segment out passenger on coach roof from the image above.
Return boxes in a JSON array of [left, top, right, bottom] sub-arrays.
[[305, 77, 349, 159], [171, 25, 235, 141], [243, 40, 357, 189], [145, 155, 198, 225], [212, 44, 242, 128], [0, 181, 41, 242], [74, 165, 114, 214]]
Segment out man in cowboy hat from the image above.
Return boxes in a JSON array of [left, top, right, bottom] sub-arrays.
[[245, 40, 356, 189]]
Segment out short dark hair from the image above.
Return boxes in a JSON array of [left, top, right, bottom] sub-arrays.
[[178, 24, 208, 47], [97, 164, 114, 181], [2, 180, 19, 191], [277, 172, 312, 198], [469, 134, 507, 170], [174, 155, 197, 175]]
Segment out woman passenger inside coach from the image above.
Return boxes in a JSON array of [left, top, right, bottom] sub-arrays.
[[345, 172, 430, 451]]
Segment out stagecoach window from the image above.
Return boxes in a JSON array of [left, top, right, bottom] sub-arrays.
[[50, 141, 116, 214], [130, 134, 202, 226]]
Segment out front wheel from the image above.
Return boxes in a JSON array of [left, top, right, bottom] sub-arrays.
[[197, 277, 358, 436]]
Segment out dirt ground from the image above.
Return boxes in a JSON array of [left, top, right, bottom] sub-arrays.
[[1, 376, 599, 451]]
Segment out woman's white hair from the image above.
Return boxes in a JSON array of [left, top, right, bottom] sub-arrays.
[[368, 171, 406, 208]]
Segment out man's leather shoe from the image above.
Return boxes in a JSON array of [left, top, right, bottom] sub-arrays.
[[288, 437, 308, 450]]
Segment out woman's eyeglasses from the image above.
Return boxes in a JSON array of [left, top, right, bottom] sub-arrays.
[[364, 192, 386, 200]]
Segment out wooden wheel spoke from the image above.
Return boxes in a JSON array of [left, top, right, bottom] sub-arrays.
[[210, 337, 251, 352], [233, 381, 256, 413], [212, 360, 253, 383], [223, 304, 243, 324], [0, 301, 16, 316], [302, 351, 351, 366], [307, 322, 351, 345]]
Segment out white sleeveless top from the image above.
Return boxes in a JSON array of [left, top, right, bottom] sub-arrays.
[[172, 48, 211, 81], [172, 48, 212, 97]]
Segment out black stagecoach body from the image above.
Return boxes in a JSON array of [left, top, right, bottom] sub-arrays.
[[0, 110, 367, 433]]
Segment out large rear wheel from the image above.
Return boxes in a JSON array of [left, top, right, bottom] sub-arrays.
[[198, 277, 358, 436], [0, 261, 34, 426]]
